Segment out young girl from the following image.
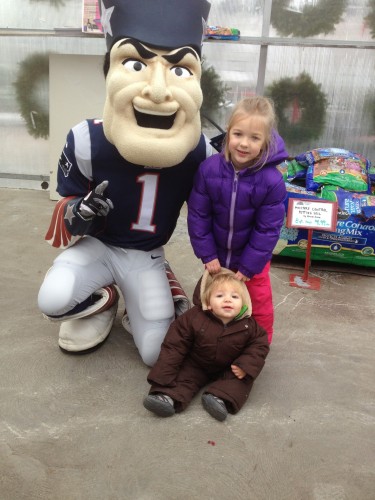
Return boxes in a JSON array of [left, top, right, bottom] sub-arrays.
[[187, 96, 288, 344], [143, 269, 269, 421]]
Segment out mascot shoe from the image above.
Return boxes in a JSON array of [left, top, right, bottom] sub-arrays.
[[58, 286, 119, 353], [45, 285, 118, 322]]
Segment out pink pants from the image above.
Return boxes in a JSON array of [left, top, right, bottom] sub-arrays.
[[245, 261, 274, 344]]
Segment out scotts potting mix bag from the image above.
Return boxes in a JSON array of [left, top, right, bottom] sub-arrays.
[[369, 164, 375, 185], [319, 186, 375, 220], [273, 148, 375, 267], [277, 159, 307, 182], [296, 148, 371, 193]]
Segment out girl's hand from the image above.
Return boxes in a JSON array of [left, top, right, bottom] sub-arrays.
[[205, 259, 221, 274], [234, 271, 250, 282], [231, 365, 246, 379]]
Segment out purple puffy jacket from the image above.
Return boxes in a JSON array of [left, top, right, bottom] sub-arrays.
[[187, 132, 288, 279]]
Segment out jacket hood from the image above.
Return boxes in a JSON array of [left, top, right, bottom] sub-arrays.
[[199, 268, 252, 319], [248, 129, 288, 171], [268, 129, 289, 168]]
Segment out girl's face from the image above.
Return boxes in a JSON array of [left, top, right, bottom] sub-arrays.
[[228, 114, 267, 171], [207, 283, 243, 324]]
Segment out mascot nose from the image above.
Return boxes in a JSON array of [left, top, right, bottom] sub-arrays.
[[142, 63, 172, 104]]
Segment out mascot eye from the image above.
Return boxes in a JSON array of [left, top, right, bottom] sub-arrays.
[[123, 59, 147, 72], [170, 66, 192, 78]]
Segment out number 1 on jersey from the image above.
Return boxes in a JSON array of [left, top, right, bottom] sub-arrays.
[[131, 173, 159, 233]]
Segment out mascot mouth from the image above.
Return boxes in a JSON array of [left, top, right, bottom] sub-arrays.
[[134, 108, 176, 130]]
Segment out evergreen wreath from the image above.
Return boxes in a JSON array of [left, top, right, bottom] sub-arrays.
[[266, 72, 327, 144], [365, 0, 375, 38], [14, 53, 50, 140], [271, 0, 347, 37]]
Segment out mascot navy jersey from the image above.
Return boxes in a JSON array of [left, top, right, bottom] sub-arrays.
[[58, 119, 208, 251]]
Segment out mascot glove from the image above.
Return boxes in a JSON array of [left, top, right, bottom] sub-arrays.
[[78, 180, 114, 218]]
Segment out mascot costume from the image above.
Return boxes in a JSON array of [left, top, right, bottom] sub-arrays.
[[38, 0, 212, 366]]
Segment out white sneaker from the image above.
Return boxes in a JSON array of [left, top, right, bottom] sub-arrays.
[[58, 302, 118, 352]]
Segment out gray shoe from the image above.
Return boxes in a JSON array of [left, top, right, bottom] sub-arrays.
[[143, 394, 175, 417], [202, 393, 228, 421]]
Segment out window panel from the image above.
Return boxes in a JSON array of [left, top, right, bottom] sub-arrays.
[[0, 36, 104, 189], [269, 0, 374, 42], [0, 0, 374, 188], [208, 0, 263, 37], [264, 45, 375, 158], [202, 42, 260, 136], [0, 0, 82, 30]]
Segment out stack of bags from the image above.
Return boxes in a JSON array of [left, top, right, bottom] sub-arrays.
[[274, 148, 375, 267]]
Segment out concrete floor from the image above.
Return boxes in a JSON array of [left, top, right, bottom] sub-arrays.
[[1, 188, 374, 500]]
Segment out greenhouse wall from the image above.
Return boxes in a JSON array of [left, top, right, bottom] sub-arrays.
[[0, 0, 374, 191]]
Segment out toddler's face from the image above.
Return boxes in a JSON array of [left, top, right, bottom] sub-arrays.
[[208, 283, 243, 324]]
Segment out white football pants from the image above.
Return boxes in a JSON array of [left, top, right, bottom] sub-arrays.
[[38, 236, 175, 365]]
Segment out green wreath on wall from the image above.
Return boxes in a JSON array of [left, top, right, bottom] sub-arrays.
[[13, 53, 50, 140], [266, 72, 327, 144], [270, 0, 347, 37]]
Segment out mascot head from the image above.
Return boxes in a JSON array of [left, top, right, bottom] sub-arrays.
[[100, 0, 211, 168]]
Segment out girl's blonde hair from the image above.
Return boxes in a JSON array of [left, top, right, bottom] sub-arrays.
[[223, 96, 277, 170]]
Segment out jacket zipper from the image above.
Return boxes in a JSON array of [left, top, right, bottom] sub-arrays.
[[225, 168, 239, 268]]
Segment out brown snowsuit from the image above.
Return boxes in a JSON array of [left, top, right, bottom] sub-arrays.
[[147, 270, 270, 414]]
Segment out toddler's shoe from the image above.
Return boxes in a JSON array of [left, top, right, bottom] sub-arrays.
[[143, 393, 175, 417], [202, 393, 228, 421]]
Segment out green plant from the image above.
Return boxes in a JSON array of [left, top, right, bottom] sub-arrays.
[[200, 58, 230, 125]]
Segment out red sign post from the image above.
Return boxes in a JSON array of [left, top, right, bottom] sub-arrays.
[[286, 198, 338, 290]]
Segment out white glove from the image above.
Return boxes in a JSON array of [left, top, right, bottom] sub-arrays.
[[79, 180, 114, 218]]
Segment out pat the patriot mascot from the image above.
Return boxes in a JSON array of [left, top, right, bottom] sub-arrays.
[[38, 0, 212, 366]]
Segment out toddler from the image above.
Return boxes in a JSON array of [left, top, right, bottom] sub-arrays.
[[143, 269, 269, 421]]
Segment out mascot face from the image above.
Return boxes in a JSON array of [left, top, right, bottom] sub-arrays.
[[103, 38, 203, 168]]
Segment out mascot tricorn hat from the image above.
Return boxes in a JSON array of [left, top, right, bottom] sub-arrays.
[[100, 0, 211, 56]]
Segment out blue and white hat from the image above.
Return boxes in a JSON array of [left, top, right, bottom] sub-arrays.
[[100, 0, 211, 56]]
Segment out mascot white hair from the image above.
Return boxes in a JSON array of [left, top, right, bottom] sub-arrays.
[[38, 0, 212, 366]]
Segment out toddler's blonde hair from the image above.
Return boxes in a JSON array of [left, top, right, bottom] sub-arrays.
[[203, 270, 248, 308], [223, 96, 277, 170]]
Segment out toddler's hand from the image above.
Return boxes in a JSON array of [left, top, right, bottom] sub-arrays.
[[231, 365, 246, 379], [205, 259, 221, 274]]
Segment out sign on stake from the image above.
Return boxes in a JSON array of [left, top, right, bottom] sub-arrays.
[[286, 198, 338, 290]]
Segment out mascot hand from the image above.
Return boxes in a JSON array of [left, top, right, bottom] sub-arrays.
[[79, 180, 114, 218]]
